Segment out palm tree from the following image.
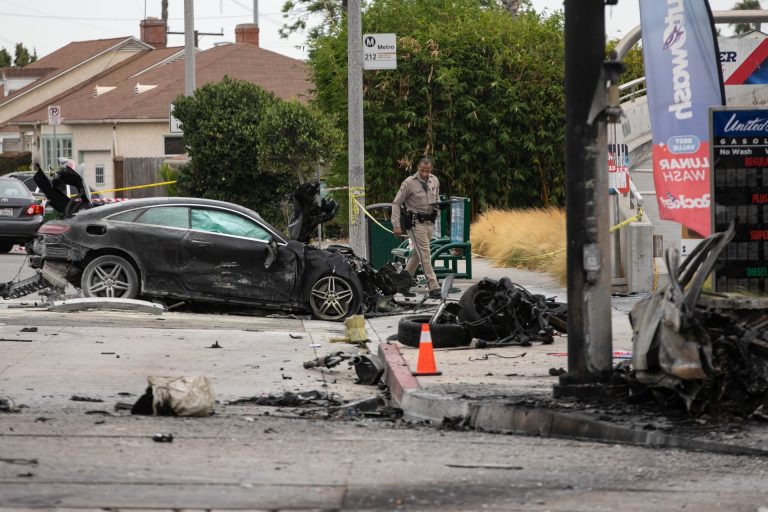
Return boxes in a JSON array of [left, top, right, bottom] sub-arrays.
[[731, 0, 763, 34]]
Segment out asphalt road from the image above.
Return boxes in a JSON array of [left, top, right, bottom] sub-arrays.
[[0, 252, 35, 284], [1, 307, 768, 510]]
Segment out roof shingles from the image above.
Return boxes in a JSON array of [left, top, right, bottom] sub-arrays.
[[11, 43, 311, 125]]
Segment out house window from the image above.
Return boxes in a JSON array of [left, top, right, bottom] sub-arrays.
[[42, 135, 73, 170], [164, 136, 185, 155], [95, 164, 105, 186]]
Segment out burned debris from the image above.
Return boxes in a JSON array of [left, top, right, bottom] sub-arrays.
[[628, 222, 768, 416], [395, 277, 567, 348]]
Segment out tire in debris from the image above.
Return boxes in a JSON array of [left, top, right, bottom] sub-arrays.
[[456, 284, 499, 340], [396, 315, 471, 348]]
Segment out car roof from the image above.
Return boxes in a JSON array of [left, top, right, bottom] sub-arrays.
[[74, 196, 275, 228]]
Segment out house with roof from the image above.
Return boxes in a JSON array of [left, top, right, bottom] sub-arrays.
[[2, 19, 311, 198], [0, 36, 154, 153]]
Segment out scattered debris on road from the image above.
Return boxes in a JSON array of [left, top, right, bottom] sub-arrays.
[[303, 351, 385, 385], [19, 327, 37, 332], [70, 395, 104, 403], [152, 433, 174, 443], [48, 298, 165, 314], [0, 397, 23, 413], [207, 341, 223, 349], [131, 376, 215, 417]]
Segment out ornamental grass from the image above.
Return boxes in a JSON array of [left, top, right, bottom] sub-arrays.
[[471, 207, 567, 286]]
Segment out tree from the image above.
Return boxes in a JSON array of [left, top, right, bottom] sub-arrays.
[[172, 77, 342, 227], [606, 39, 644, 83], [310, 0, 566, 213], [13, 43, 36, 67], [731, 0, 763, 34], [257, 100, 343, 183], [0, 48, 11, 67], [280, 0, 346, 39]]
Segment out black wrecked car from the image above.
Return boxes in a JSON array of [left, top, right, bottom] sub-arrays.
[[26, 171, 411, 320]]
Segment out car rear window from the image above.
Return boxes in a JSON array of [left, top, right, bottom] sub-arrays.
[[0, 180, 30, 198], [108, 208, 146, 223]]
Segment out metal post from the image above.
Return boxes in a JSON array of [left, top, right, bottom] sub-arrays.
[[253, 0, 258, 24], [554, 0, 615, 397], [317, 161, 323, 249], [184, 0, 195, 96], [347, 0, 367, 258], [52, 123, 57, 168]]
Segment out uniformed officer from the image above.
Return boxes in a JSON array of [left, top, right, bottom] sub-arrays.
[[391, 157, 441, 298]]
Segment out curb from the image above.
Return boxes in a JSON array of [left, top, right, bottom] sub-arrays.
[[378, 341, 768, 458]]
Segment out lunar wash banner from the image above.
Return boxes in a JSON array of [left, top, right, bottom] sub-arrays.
[[640, 0, 724, 236]]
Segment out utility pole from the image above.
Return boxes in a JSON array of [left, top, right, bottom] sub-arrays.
[[554, 0, 615, 398], [184, 0, 195, 96], [347, 0, 367, 258], [253, 0, 258, 24]]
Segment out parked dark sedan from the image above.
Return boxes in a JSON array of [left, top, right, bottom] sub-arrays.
[[0, 177, 44, 253], [29, 196, 409, 320]]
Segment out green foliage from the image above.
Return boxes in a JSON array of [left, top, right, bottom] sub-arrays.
[[310, 0, 566, 214], [171, 77, 341, 227], [280, 0, 346, 39], [0, 48, 10, 67], [731, 0, 763, 34], [157, 163, 178, 196], [0, 152, 31, 175], [13, 43, 35, 67], [257, 100, 343, 182], [607, 39, 644, 84]]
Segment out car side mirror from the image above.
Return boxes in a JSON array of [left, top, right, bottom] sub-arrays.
[[264, 238, 278, 269]]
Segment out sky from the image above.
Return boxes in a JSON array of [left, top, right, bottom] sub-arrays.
[[0, 0, 760, 62]]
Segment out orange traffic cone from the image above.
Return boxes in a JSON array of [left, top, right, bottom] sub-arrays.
[[413, 323, 442, 376]]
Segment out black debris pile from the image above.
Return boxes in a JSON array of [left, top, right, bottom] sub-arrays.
[[0, 397, 23, 413], [628, 222, 768, 417], [303, 351, 385, 385], [458, 277, 567, 346], [228, 390, 342, 407]]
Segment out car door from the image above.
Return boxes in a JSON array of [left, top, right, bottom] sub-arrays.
[[180, 207, 297, 303], [109, 205, 189, 294]]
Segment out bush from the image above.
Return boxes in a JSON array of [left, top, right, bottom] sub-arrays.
[[0, 152, 31, 176]]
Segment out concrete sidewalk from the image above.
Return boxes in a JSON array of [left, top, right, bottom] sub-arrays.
[[368, 256, 768, 457]]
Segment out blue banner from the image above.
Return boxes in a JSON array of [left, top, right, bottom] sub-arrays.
[[640, 0, 724, 236]]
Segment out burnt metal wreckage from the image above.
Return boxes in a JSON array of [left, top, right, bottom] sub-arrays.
[[627, 221, 768, 417], [395, 274, 568, 349]]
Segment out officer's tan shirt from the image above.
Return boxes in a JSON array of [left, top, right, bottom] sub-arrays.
[[391, 173, 440, 229]]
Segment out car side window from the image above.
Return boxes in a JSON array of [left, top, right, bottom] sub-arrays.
[[191, 208, 271, 240], [108, 208, 146, 223], [135, 206, 190, 229]]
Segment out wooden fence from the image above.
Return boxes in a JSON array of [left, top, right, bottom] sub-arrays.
[[117, 157, 168, 198]]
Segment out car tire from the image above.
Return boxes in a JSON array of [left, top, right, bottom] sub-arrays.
[[456, 284, 499, 339], [81, 254, 140, 299], [396, 315, 471, 348], [309, 274, 360, 321], [0, 241, 13, 253]]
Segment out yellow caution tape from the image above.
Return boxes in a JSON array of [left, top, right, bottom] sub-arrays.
[[91, 180, 177, 196], [609, 207, 644, 233], [514, 247, 566, 261], [351, 195, 396, 235], [348, 186, 365, 226]]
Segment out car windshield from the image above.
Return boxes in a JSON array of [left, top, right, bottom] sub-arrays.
[[0, 180, 30, 198]]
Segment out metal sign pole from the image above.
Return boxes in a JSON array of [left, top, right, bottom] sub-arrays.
[[347, 0, 367, 258]]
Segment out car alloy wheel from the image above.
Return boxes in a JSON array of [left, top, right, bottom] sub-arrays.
[[81, 254, 139, 299], [309, 275, 356, 321]]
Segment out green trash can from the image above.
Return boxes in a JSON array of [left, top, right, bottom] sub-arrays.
[[366, 203, 401, 269]]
